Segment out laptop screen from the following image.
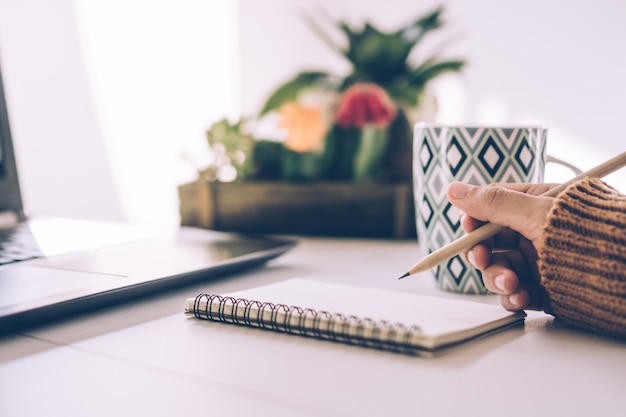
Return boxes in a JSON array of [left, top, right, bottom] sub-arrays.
[[0, 69, 6, 178], [0, 112, 5, 177], [0, 60, 25, 216]]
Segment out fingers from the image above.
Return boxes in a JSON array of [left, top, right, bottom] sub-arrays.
[[467, 251, 542, 311], [501, 289, 530, 311], [450, 181, 551, 313], [465, 243, 491, 270], [448, 181, 553, 243], [459, 211, 483, 233], [480, 252, 527, 293], [481, 263, 529, 311]]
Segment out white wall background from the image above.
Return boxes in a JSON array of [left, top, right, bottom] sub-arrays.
[[0, 0, 239, 229], [0, 0, 124, 222], [0, 0, 624, 229]]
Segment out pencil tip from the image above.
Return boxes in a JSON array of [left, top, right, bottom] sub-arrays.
[[398, 272, 410, 280]]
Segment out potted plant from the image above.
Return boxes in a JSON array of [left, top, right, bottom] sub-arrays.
[[179, 6, 466, 238]]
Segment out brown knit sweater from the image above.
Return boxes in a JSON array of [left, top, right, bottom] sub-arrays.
[[538, 177, 626, 338]]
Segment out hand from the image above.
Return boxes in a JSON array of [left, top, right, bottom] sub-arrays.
[[446, 181, 556, 313]]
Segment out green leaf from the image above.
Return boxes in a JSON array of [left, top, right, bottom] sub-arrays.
[[409, 59, 466, 86], [350, 29, 411, 85], [413, 7, 444, 33], [386, 84, 423, 107], [395, 7, 444, 52], [205, 117, 257, 180], [338, 20, 360, 64], [259, 71, 332, 115], [206, 118, 246, 149]]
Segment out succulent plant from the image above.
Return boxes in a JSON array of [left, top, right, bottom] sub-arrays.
[[204, 6, 466, 183]]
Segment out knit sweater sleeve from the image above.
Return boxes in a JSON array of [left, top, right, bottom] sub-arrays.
[[538, 177, 626, 338]]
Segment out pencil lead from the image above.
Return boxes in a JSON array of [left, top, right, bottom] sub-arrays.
[[398, 272, 410, 280]]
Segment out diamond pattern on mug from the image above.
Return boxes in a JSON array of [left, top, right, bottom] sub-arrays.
[[427, 164, 447, 203], [420, 196, 434, 228], [447, 255, 467, 285], [464, 127, 480, 145], [446, 135, 467, 176], [497, 128, 516, 146], [515, 137, 535, 176], [430, 221, 451, 249], [478, 135, 505, 177], [443, 202, 461, 233], [459, 164, 489, 186], [461, 127, 485, 148], [499, 164, 525, 183], [419, 140, 433, 174], [462, 276, 483, 294], [438, 275, 455, 292]]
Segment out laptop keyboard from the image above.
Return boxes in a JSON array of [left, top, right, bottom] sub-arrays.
[[0, 224, 45, 265]]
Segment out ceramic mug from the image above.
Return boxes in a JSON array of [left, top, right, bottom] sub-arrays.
[[413, 123, 576, 294]]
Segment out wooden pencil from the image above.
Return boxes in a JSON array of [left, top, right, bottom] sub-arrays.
[[399, 151, 626, 279]]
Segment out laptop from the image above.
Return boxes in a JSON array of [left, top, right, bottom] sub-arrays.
[[0, 62, 297, 334]]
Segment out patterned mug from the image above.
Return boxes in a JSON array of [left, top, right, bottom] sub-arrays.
[[413, 123, 575, 294]]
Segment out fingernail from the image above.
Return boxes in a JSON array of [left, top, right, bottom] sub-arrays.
[[495, 274, 506, 291], [448, 182, 470, 199], [467, 249, 476, 266], [509, 293, 520, 307]]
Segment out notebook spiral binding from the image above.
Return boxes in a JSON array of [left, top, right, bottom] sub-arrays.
[[193, 293, 424, 355]]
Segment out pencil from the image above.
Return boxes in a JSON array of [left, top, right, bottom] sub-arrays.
[[399, 151, 626, 279]]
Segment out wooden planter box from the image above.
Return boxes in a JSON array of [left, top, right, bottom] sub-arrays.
[[178, 180, 416, 239]]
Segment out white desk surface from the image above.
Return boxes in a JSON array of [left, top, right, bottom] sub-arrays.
[[1, 236, 624, 417]]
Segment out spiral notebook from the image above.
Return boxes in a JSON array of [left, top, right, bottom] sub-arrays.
[[185, 279, 525, 355]]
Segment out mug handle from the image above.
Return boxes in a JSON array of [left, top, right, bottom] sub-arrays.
[[547, 154, 583, 175]]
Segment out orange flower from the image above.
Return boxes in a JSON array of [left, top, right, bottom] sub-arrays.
[[278, 102, 327, 153], [335, 83, 397, 129]]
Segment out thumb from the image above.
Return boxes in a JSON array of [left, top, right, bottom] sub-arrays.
[[447, 181, 552, 242]]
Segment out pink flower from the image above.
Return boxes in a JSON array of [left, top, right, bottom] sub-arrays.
[[335, 83, 397, 129]]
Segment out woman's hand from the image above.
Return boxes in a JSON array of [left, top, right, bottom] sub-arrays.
[[446, 181, 556, 313]]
